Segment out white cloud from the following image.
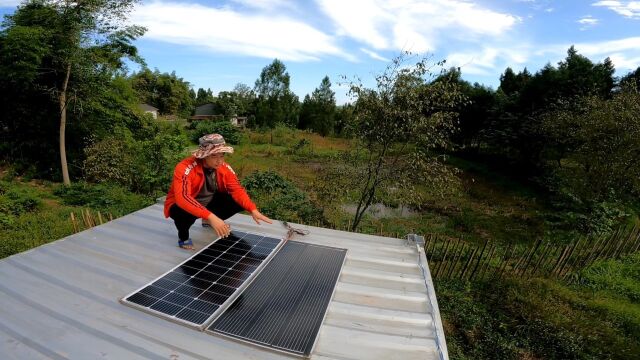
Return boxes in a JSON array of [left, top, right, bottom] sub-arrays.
[[131, 1, 349, 62], [316, 0, 518, 52], [592, 1, 640, 18], [229, 0, 296, 11], [360, 48, 389, 62], [446, 47, 530, 75], [607, 53, 640, 70], [0, 0, 20, 8], [578, 15, 599, 30], [578, 16, 599, 24]]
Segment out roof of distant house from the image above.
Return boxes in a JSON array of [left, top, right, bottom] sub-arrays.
[[138, 103, 158, 112], [195, 103, 216, 116]]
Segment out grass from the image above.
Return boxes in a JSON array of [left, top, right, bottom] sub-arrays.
[[0, 179, 153, 259]]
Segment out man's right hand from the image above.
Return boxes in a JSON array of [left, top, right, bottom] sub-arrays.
[[208, 214, 231, 238]]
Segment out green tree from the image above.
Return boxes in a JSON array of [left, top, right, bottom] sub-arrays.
[[337, 53, 466, 230], [195, 87, 215, 106], [542, 87, 640, 203], [299, 76, 336, 136], [620, 67, 640, 90], [253, 59, 299, 128], [232, 83, 255, 116], [0, 0, 145, 184], [130, 69, 194, 117]]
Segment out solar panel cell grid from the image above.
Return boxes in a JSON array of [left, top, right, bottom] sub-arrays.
[[209, 241, 346, 357], [123, 231, 283, 327]]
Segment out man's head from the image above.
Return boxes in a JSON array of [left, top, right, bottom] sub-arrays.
[[193, 133, 233, 169]]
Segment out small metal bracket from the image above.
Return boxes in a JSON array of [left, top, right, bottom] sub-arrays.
[[406, 233, 425, 247]]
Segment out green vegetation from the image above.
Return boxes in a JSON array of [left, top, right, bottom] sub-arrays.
[[0, 179, 153, 259], [439, 254, 640, 360]]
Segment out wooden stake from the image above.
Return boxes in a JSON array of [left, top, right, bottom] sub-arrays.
[[70, 212, 78, 233], [434, 239, 453, 278], [459, 246, 478, 280], [478, 245, 496, 281], [447, 240, 466, 279], [469, 239, 489, 281]]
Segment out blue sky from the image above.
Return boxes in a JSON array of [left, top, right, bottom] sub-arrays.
[[2, 0, 639, 103]]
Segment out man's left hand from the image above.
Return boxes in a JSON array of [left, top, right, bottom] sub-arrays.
[[251, 210, 273, 225]]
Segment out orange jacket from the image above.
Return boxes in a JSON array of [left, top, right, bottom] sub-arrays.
[[164, 156, 257, 219]]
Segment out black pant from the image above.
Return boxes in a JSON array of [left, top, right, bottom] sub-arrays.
[[169, 192, 244, 241]]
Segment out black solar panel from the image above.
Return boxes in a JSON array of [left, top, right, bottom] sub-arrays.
[[207, 241, 347, 357], [121, 231, 283, 328]]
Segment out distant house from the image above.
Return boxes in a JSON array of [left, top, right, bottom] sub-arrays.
[[138, 103, 158, 119], [230, 115, 248, 128]]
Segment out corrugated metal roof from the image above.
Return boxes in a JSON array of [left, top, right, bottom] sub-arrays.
[[0, 202, 448, 360]]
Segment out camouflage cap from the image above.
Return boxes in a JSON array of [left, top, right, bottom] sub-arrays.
[[192, 133, 234, 159]]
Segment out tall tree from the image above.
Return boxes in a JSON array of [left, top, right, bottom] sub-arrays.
[[232, 83, 255, 116], [620, 67, 640, 90], [195, 87, 215, 106], [1, 0, 145, 184], [336, 53, 466, 230], [299, 76, 336, 136], [254, 59, 299, 127], [130, 69, 194, 117]]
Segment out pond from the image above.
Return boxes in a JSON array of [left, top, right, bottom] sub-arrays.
[[341, 203, 417, 219]]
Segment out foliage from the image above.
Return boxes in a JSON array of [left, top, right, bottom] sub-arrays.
[[253, 59, 300, 128], [242, 170, 324, 223], [53, 181, 153, 215], [338, 52, 466, 229], [538, 86, 640, 234], [195, 87, 215, 106], [482, 47, 616, 172], [0, 179, 152, 259], [577, 253, 640, 302], [299, 76, 336, 136], [0, 181, 42, 228], [130, 68, 194, 117], [439, 275, 640, 360], [214, 84, 255, 117], [189, 121, 241, 145], [0, 0, 145, 182], [83, 128, 188, 194]]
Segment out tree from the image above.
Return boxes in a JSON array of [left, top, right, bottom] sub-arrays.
[[130, 69, 194, 117], [299, 76, 336, 136], [337, 53, 466, 230], [232, 83, 255, 116], [253, 59, 299, 127], [620, 67, 640, 90], [195, 87, 214, 106], [1, 0, 145, 184]]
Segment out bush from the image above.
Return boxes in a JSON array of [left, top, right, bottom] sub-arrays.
[[0, 181, 41, 216], [53, 181, 153, 216], [242, 170, 324, 223], [83, 131, 188, 195], [190, 121, 240, 145]]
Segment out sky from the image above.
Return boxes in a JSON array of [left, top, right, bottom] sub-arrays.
[[1, 0, 639, 103]]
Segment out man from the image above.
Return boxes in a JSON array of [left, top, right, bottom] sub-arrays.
[[164, 133, 272, 249]]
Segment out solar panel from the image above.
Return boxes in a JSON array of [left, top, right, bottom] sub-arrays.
[[207, 241, 347, 357], [121, 231, 284, 329]]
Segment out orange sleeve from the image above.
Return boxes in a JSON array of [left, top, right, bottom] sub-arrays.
[[221, 164, 257, 212], [173, 161, 212, 219]]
